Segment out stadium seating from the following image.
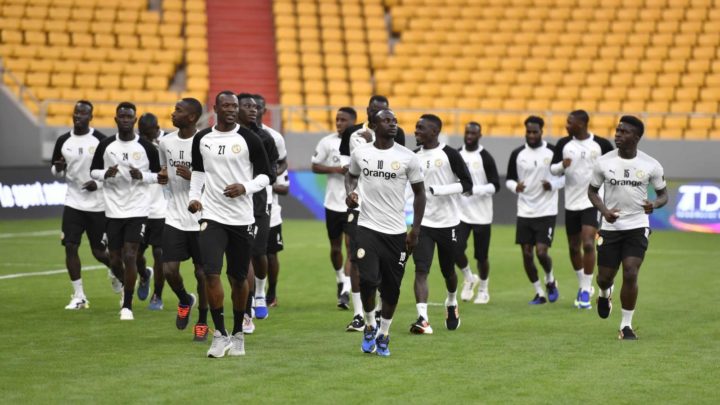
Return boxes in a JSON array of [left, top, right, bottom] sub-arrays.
[[0, 0, 209, 129], [273, 0, 719, 138]]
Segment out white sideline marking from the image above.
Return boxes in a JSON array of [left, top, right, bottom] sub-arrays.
[[0, 265, 104, 280], [0, 230, 57, 239]]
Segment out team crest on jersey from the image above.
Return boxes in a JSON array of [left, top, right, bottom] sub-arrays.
[[132, 152, 141, 160], [591, 150, 599, 158], [391, 161, 400, 170], [232, 144, 241, 154], [636, 170, 645, 179], [89, 146, 96, 154], [435, 159, 443, 167], [357, 248, 365, 259], [473, 161, 481, 169], [347, 212, 354, 222], [543, 157, 551, 165]]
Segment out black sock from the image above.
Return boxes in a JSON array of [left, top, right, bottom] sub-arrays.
[[153, 284, 164, 298], [139, 267, 150, 280], [123, 291, 133, 309], [245, 293, 253, 316], [232, 310, 244, 335], [210, 307, 226, 336], [267, 283, 276, 299], [198, 307, 208, 324], [173, 287, 191, 305]]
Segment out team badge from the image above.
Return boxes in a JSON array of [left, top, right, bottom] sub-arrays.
[[200, 221, 208, 231], [597, 236, 603, 246], [636, 170, 645, 179], [591, 150, 598, 158], [232, 144, 241, 153], [347, 212, 354, 222], [357, 248, 365, 259], [544, 157, 551, 165], [332, 156, 339, 163], [435, 159, 443, 167], [473, 161, 481, 169], [391, 161, 400, 170], [132, 152, 141, 160], [89, 146, 96, 154]]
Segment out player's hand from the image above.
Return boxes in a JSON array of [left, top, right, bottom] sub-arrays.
[[336, 165, 349, 175], [603, 208, 621, 223], [541, 180, 552, 191], [157, 166, 169, 185], [188, 200, 203, 213], [406, 227, 420, 255], [175, 164, 192, 180], [129, 166, 143, 180], [642, 199, 655, 214], [53, 156, 67, 172], [516, 181, 526, 193], [359, 130, 372, 143], [81, 180, 98, 191], [562, 158, 572, 168], [346, 191, 359, 209], [104, 164, 119, 179], [224, 183, 246, 198]]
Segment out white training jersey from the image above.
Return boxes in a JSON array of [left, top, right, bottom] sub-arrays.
[[416, 143, 473, 228], [311, 133, 347, 212], [458, 145, 500, 225], [262, 124, 287, 160], [349, 142, 423, 234], [550, 133, 614, 211], [349, 123, 375, 154], [506, 141, 565, 218], [591, 149, 666, 231], [159, 130, 200, 231], [270, 170, 289, 227], [146, 131, 166, 219], [90, 134, 160, 219], [189, 124, 271, 226], [50, 128, 106, 212]]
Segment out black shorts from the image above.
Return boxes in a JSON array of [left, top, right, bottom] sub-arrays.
[[251, 206, 271, 256], [141, 218, 165, 249], [515, 216, 556, 246], [455, 222, 492, 263], [61, 206, 106, 250], [198, 219, 254, 278], [325, 208, 346, 240], [106, 217, 148, 250], [597, 228, 650, 269], [353, 226, 408, 306], [162, 224, 202, 264], [267, 224, 284, 254], [413, 225, 457, 277], [565, 207, 599, 235]]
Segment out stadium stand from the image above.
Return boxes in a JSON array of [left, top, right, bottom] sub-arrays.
[[274, 0, 719, 139], [0, 0, 208, 129]]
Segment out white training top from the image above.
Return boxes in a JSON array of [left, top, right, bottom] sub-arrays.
[[159, 130, 201, 231], [349, 142, 423, 235], [506, 141, 565, 218], [349, 123, 375, 154], [262, 124, 287, 161], [270, 170, 289, 227], [458, 145, 499, 225], [189, 124, 271, 226], [550, 133, 614, 211], [146, 131, 166, 219], [90, 134, 161, 219], [590, 149, 666, 231], [311, 132, 347, 212], [416, 143, 472, 228], [50, 128, 105, 212]]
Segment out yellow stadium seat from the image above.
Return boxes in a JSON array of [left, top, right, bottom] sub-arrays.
[[684, 128, 708, 140], [50, 73, 74, 87], [695, 101, 718, 113], [646, 101, 669, 112], [670, 101, 694, 113], [26, 72, 50, 87], [75, 74, 98, 89], [700, 88, 720, 101], [98, 75, 120, 88]]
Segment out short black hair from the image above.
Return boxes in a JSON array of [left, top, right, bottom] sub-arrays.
[[620, 115, 644, 137], [524, 115, 544, 129], [371, 109, 393, 124], [369, 95, 389, 106], [76, 100, 93, 113], [215, 90, 236, 105], [570, 109, 590, 125], [467, 121, 481, 130], [252, 94, 265, 103], [338, 106, 357, 121], [420, 113, 443, 132], [116, 101, 136, 114], [236, 92, 255, 102], [181, 97, 203, 121], [139, 112, 158, 127]]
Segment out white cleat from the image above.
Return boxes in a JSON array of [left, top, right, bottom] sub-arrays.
[[207, 330, 233, 358], [242, 314, 255, 334], [228, 332, 246, 356], [65, 295, 89, 310], [108, 270, 123, 294], [460, 274, 480, 302], [119, 308, 134, 320], [473, 290, 490, 304]]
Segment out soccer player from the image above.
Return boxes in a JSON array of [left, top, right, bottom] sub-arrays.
[[550, 110, 614, 309], [254, 94, 289, 174], [346, 109, 425, 356], [189, 91, 271, 357], [136, 113, 166, 309], [90, 102, 161, 320], [235, 93, 277, 326], [506, 116, 565, 305], [158, 98, 210, 341], [266, 169, 289, 306], [411, 114, 473, 333], [588, 115, 667, 340], [51, 100, 117, 309], [455, 122, 500, 304], [311, 107, 357, 313]]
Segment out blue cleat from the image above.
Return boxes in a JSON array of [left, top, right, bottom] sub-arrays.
[[254, 297, 268, 319], [148, 294, 163, 310], [376, 334, 390, 357], [361, 325, 377, 353], [578, 290, 592, 309], [573, 288, 582, 308], [137, 267, 153, 301], [546, 281, 559, 303], [529, 294, 547, 305]]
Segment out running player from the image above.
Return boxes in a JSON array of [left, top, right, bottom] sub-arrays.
[[266, 169, 289, 306]]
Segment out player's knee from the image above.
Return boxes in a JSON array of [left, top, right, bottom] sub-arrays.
[[582, 240, 595, 254], [622, 268, 639, 284], [90, 248, 106, 261], [568, 244, 581, 256], [381, 288, 400, 306], [64, 243, 80, 255]]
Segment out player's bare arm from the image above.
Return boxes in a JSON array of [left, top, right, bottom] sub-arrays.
[[175, 164, 192, 180], [588, 184, 620, 223], [223, 183, 246, 198], [643, 187, 668, 214], [406, 181, 426, 255]]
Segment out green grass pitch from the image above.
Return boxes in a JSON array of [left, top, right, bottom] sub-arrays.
[[0, 218, 718, 403]]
